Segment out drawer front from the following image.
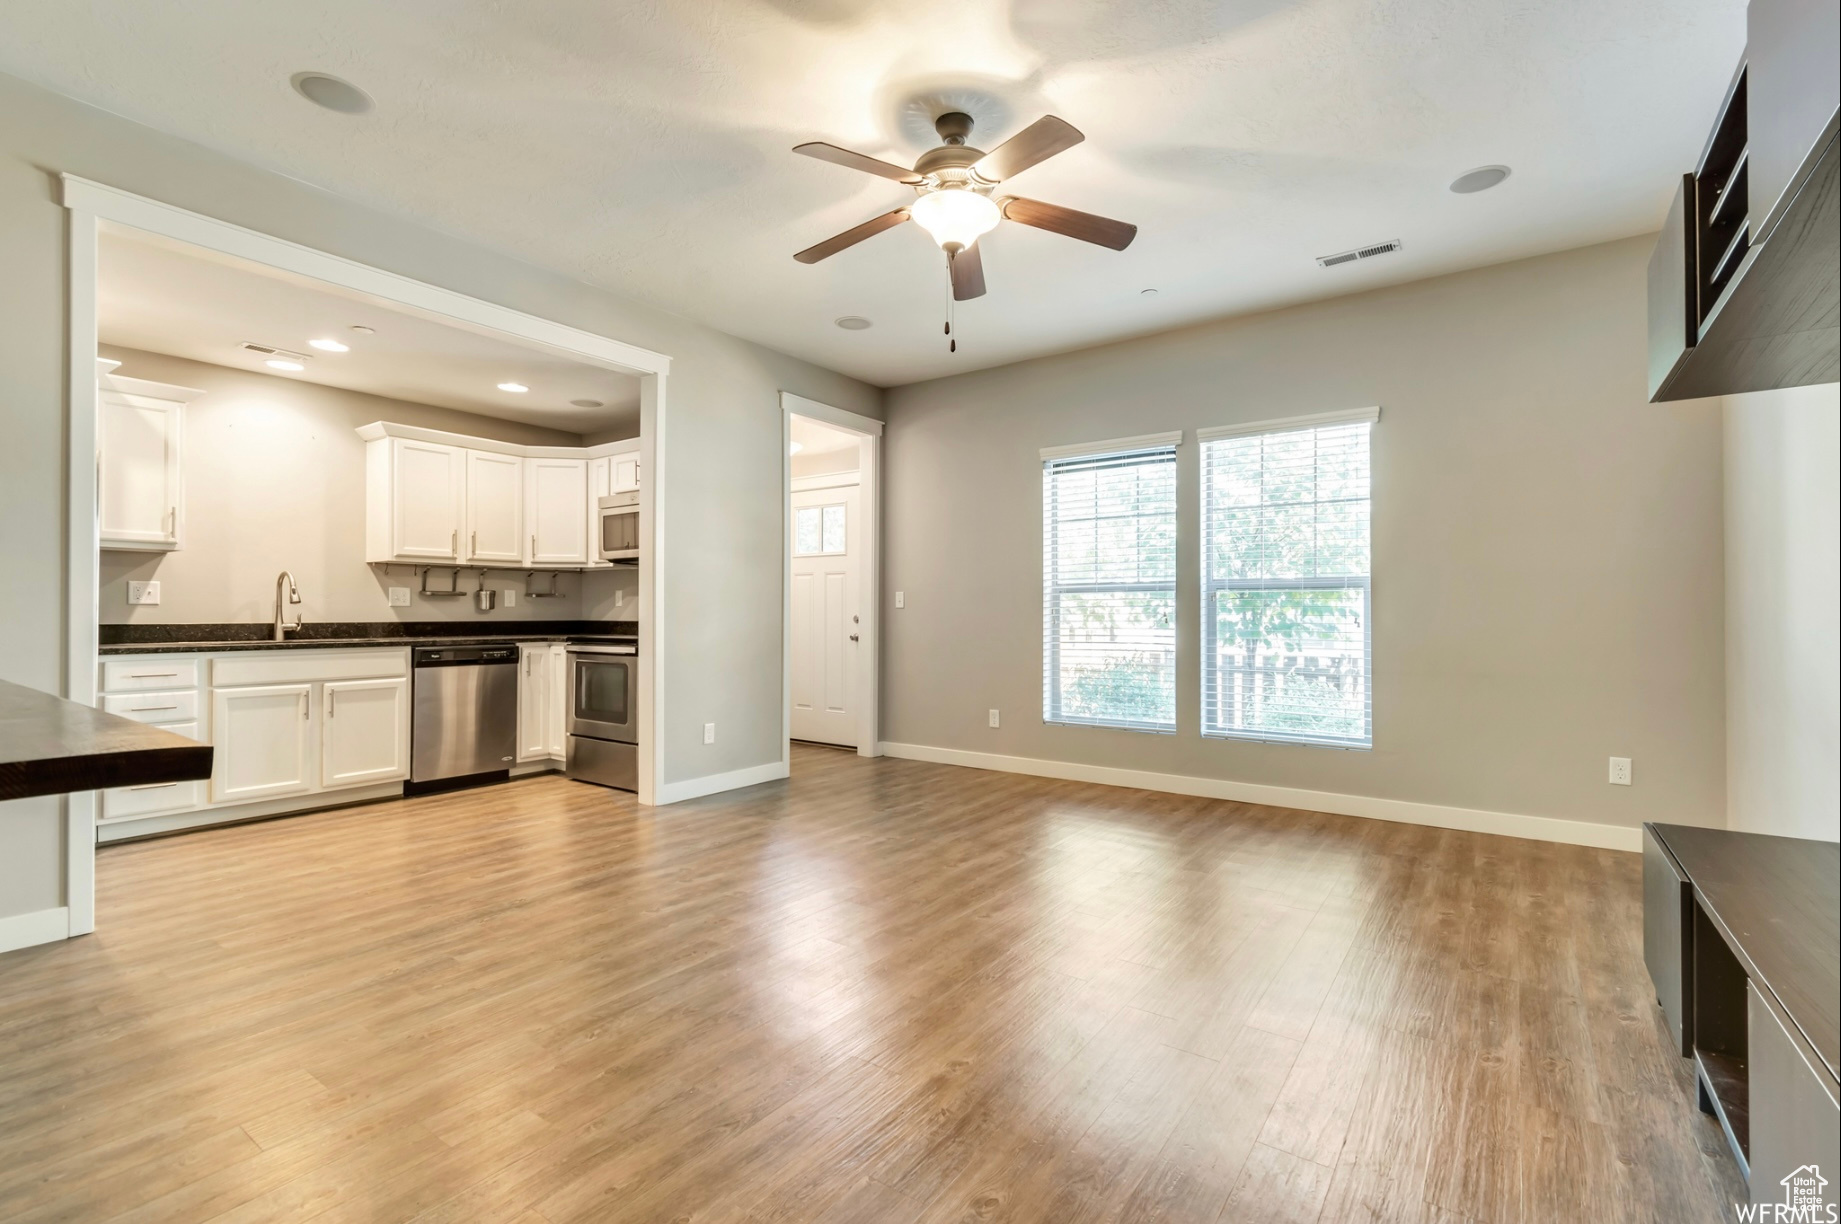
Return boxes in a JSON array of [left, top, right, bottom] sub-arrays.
[[101, 658, 200, 692], [212, 649, 408, 688], [101, 719, 203, 819], [103, 689, 200, 723]]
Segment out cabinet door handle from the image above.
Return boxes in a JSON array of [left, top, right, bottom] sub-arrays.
[[451, 529, 459, 557], [128, 782, 177, 791], [299, 692, 309, 720], [130, 704, 179, 712], [530, 534, 537, 559], [165, 507, 176, 535], [471, 530, 478, 557], [133, 671, 179, 679], [326, 690, 335, 719]]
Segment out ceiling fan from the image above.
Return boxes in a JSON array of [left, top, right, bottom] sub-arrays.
[[791, 112, 1137, 305]]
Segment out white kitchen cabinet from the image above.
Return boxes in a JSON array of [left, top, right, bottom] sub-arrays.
[[517, 643, 553, 762], [546, 644, 569, 757], [100, 715, 202, 820], [526, 458, 589, 566], [212, 683, 314, 804], [97, 372, 204, 552], [612, 454, 640, 494], [321, 677, 409, 789], [464, 450, 524, 564], [366, 437, 465, 562]]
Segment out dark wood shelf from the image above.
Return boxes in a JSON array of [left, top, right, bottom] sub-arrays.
[[0, 680, 213, 803]]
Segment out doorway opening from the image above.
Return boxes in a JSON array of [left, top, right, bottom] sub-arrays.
[[781, 394, 881, 764]]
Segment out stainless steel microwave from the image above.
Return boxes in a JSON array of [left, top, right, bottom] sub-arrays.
[[597, 491, 640, 562]]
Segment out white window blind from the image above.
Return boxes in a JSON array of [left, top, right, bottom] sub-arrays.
[[1043, 439, 1178, 731], [1201, 416, 1372, 747]]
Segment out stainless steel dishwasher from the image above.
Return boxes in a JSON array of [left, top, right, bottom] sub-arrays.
[[409, 644, 519, 791]]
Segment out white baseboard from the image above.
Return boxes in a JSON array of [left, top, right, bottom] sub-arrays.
[[0, 906, 71, 954], [877, 742, 1641, 852], [655, 759, 790, 806]]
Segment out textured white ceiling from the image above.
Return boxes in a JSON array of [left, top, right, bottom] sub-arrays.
[[101, 229, 642, 435], [1, 0, 1746, 386]]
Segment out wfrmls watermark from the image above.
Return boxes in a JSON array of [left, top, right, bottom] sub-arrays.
[[1736, 1164, 1837, 1223]]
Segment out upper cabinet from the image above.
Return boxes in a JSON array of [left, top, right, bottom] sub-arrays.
[[527, 458, 590, 566], [465, 450, 524, 564], [359, 423, 638, 568], [1647, 0, 1838, 402], [97, 365, 205, 552], [367, 437, 466, 562]]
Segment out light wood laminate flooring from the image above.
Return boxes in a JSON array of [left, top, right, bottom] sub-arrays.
[[0, 746, 1746, 1222]]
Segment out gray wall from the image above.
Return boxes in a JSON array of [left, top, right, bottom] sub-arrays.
[[98, 346, 595, 626], [881, 236, 1727, 833], [0, 71, 879, 927], [1723, 383, 1840, 841]]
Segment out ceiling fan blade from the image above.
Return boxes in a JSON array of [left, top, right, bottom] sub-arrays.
[[793, 209, 912, 264], [949, 242, 986, 301], [793, 142, 923, 184], [1001, 197, 1137, 251], [971, 116, 1084, 183]]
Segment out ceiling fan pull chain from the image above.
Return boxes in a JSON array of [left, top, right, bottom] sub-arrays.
[[945, 259, 956, 352]]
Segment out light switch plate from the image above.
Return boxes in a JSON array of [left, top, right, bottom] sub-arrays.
[[504, 588, 518, 607], [988, 709, 1000, 728], [895, 591, 906, 609], [1608, 757, 1632, 786], [127, 580, 160, 606], [387, 587, 411, 607], [703, 722, 716, 745]]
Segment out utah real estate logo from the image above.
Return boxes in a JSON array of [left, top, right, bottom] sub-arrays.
[[1737, 1164, 1836, 1223]]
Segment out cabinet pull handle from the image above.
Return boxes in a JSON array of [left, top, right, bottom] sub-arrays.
[[326, 690, 335, 719], [165, 507, 176, 535], [471, 530, 478, 557], [128, 782, 177, 791], [133, 672, 179, 679], [300, 692, 309, 720], [451, 529, 459, 557], [130, 704, 179, 712], [530, 534, 537, 559]]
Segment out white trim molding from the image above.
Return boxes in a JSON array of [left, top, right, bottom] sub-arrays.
[[1040, 431, 1183, 462], [877, 742, 1642, 852], [791, 472, 861, 493], [354, 421, 639, 459], [0, 907, 73, 955], [1196, 406, 1381, 442], [655, 759, 790, 805]]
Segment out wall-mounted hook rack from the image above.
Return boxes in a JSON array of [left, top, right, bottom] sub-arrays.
[[525, 571, 564, 599], [418, 566, 466, 598]]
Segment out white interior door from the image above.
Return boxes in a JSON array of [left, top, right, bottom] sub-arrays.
[[790, 485, 859, 747]]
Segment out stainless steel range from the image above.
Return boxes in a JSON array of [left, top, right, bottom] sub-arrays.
[[565, 643, 637, 791]]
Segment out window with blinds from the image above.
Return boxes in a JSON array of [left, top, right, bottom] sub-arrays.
[[1201, 413, 1374, 748], [1042, 436, 1178, 731]]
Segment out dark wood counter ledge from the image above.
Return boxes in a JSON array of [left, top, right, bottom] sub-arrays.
[[0, 679, 213, 803]]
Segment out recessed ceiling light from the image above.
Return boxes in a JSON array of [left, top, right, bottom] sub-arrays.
[[1449, 165, 1511, 194], [790, 441, 805, 455], [266, 359, 305, 372], [349, 325, 376, 334], [570, 398, 605, 409], [290, 72, 374, 115], [834, 316, 872, 331], [497, 382, 529, 393], [308, 338, 349, 352]]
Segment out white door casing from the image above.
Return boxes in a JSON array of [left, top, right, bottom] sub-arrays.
[[790, 484, 860, 747]]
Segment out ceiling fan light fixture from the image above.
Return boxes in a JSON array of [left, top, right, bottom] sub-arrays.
[[909, 188, 1000, 251]]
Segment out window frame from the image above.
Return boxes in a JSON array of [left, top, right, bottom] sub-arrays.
[[1041, 431, 1182, 734], [1198, 409, 1378, 750]]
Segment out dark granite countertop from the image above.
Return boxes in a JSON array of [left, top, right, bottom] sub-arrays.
[[0, 679, 214, 801], [99, 621, 637, 656]]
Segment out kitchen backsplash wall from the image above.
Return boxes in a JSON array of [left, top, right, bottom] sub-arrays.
[[99, 345, 630, 626]]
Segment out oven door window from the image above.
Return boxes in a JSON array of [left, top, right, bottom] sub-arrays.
[[575, 658, 631, 726], [602, 509, 640, 555]]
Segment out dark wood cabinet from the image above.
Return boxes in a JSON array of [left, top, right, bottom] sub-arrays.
[[1642, 824, 1840, 1211], [1646, 0, 1839, 403]]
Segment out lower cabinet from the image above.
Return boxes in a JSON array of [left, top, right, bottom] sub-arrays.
[[322, 678, 409, 788], [102, 718, 203, 819], [518, 642, 569, 763], [212, 683, 314, 804]]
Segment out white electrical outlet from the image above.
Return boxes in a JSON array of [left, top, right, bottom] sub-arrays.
[[387, 587, 411, 607], [127, 580, 160, 606], [703, 722, 716, 745], [504, 588, 518, 607], [1609, 757, 1632, 786], [895, 591, 906, 609], [988, 709, 1000, 728], [615, 590, 625, 608]]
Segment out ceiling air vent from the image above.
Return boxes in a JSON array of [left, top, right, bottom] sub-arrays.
[[239, 342, 311, 361], [1316, 239, 1404, 268]]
